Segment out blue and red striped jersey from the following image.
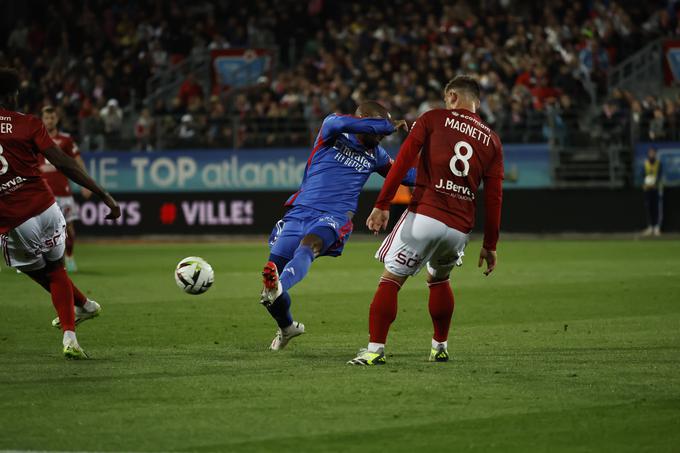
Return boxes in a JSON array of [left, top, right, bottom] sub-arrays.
[[285, 113, 415, 215]]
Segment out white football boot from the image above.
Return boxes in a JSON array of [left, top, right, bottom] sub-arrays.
[[52, 300, 101, 329], [270, 321, 305, 350]]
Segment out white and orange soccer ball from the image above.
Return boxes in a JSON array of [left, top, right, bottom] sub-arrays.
[[174, 256, 214, 295]]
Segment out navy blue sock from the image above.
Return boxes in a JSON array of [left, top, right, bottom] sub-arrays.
[[279, 245, 315, 292], [266, 291, 293, 328]]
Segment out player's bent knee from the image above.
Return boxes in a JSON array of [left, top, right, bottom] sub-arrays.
[[381, 269, 408, 287], [300, 234, 324, 256]]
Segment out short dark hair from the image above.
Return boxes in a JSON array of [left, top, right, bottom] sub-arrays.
[[444, 75, 481, 101], [0, 67, 20, 99], [41, 105, 57, 115], [355, 100, 389, 119]]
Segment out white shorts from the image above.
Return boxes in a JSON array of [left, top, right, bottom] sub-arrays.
[[1, 203, 67, 271], [56, 196, 79, 223], [376, 211, 469, 278]]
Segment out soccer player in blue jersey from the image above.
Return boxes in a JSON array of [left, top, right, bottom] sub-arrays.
[[260, 101, 415, 350]]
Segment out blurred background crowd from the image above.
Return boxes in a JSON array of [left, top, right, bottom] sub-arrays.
[[1, 0, 678, 150]]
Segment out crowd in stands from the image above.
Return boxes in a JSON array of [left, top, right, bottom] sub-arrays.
[[1, 0, 678, 150]]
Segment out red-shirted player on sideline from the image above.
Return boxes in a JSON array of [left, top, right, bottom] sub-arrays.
[[348, 75, 503, 365], [39, 106, 91, 273], [0, 68, 120, 359]]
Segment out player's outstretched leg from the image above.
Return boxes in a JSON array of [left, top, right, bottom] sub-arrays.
[[348, 276, 402, 366], [261, 231, 332, 350], [265, 230, 332, 302], [427, 279, 454, 362], [25, 271, 101, 328], [278, 244, 315, 292], [27, 261, 88, 359], [261, 256, 305, 350], [52, 281, 101, 329]]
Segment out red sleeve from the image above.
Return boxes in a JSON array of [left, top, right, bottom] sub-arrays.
[[483, 137, 503, 251], [32, 118, 56, 154], [374, 115, 427, 210], [486, 134, 504, 179]]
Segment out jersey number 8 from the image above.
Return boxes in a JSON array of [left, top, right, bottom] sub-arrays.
[[449, 141, 474, 177], [0, 144, 8, 176]]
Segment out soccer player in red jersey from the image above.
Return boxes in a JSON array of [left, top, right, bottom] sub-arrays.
[[348, 75, 504, 365], [0, 68, 120, 359], [39, 106, 90, 273]]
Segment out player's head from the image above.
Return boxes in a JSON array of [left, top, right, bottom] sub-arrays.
[[444, 75, 481, 112], [41, 106, 59, 132], [0, 67, 21, 110], [355, 101, 391, 148]]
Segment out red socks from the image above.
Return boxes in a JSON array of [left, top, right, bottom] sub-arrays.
[[71, 283, 88, 307], [428, 280, 454, 342], [368, 277, 455, 345], [46, 266, 75, 332], [368, 277, 401, 344]]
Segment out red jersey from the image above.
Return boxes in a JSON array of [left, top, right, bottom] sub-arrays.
[[39, 131, 80, 196], [376, 108, 504, 250], [0, 108, 57, 234]]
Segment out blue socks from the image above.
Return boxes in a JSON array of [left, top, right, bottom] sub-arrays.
[[264, 238, 325, 329], [280, 245, 315, 292], [266, 291, 293, 328]]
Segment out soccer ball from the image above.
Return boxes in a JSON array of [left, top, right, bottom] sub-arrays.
[[175, 256, 214, 295]]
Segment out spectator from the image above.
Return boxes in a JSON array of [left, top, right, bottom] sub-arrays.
[[630, 100, 644, 142], [579, 39, 609, 95], [81, 109, 106, 151], [649, 108, 666, 141], [178, 114, 196, 139], [506, 101, 528, 142], [100, 98, 123, 135], [134, 108, 154, 151], [178, 73, 204, 106], [595, 101, 625, 144]]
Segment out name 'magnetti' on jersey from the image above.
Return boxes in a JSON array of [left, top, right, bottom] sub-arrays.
[[0, 108, 57, 234], [284, 113, 398, 214]]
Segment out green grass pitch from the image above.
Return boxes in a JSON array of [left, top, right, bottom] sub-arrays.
[[0, 238, 679, 452]]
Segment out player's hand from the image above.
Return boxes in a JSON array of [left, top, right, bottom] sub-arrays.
[[392, 119, 409, 133], [366, 208, 389, 234], [101, 192, 121, 220], [81, 188, 92, 199], [478, 248, 497, 276]]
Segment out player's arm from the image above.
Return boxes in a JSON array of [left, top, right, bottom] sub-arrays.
[[366, 117, 427, 233], [322, 113, 397, 138], [44, 146, 119, 219], [74, 154, 92, 199], [478, 137, 504, 276], [478, 176, 502, 276]]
